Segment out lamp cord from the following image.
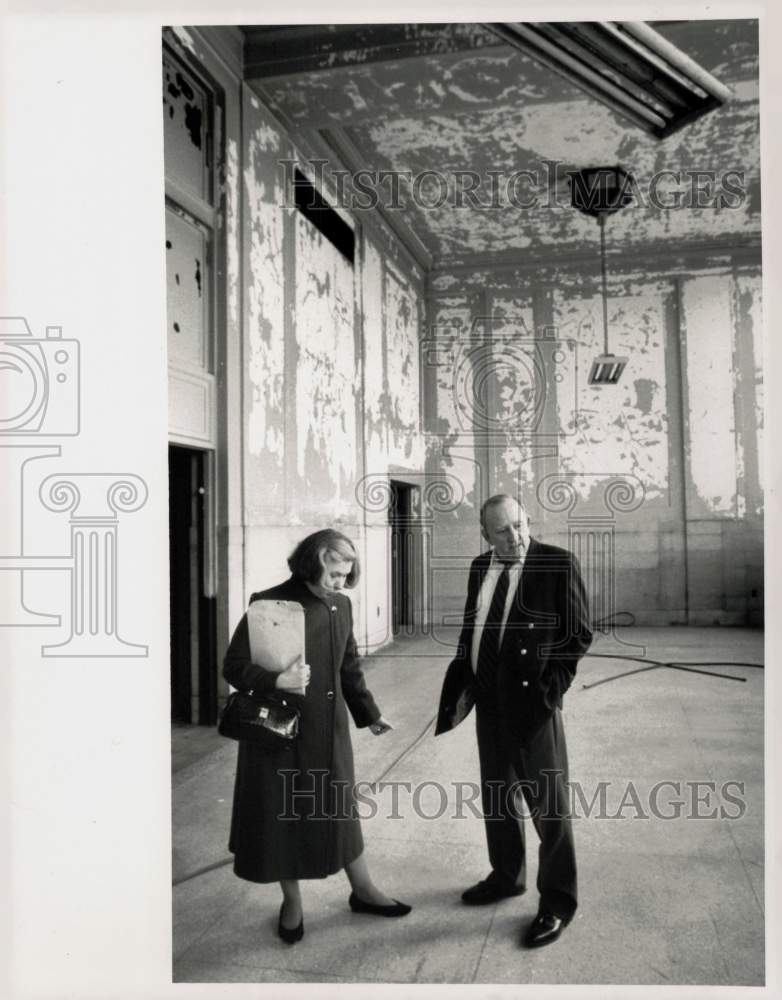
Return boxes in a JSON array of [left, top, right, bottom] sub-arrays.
[[598, 213, 609, 355]]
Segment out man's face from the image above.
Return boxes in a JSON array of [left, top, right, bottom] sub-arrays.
[[481, 498, 530, 562]]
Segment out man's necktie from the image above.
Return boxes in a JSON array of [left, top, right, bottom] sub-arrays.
[[475, 565, 510, 695]]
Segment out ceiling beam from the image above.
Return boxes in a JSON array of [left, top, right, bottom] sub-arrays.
[[318, 125, 434, 273], [243, 23, 500, 79], [244, 22, 730, 140], [428, 235, 760, 280]]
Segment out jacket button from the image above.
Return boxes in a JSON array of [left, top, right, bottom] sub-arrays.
[[326, 690, 335, 699], [528, 623, 534, 629], [330, 606, 337, 613], [522, 680, 529, 687], [521, 648, 528, 655]]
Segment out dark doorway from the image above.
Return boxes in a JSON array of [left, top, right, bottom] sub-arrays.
[[169, 445, 217, 725], [389, 480, 419, 636]]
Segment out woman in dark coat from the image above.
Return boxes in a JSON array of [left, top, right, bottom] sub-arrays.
[[224, 529, 411, 943]]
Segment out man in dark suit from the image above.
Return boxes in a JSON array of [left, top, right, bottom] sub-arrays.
[[436, 493, 592, 947]]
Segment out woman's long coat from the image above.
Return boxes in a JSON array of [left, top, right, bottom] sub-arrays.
[[223, 576, 381, 883]]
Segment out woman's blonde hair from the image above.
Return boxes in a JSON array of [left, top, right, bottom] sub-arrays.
[[287, 529, 360, 587]]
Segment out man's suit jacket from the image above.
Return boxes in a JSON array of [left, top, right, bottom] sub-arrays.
[[435, 537, 593, 745]]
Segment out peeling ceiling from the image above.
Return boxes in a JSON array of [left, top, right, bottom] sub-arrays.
[[243, 21, 760, 272]]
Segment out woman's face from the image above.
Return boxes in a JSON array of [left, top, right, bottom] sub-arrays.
[[316, 553, 353, 593]]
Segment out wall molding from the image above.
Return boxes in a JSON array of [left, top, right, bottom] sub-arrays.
[[428, 236, 761, 288], [190, 26, 245, 81]]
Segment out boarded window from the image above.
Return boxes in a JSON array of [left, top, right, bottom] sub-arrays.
[[293, 169, 354, 265], [163, 53, 212, 203], [165, 203, 212, 373]]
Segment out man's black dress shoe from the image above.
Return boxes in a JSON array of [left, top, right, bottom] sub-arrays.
[[348, 891, 412, 917], [277, 904, 304, 944], [522, 910, 568, 948], [461, 876, 525, 906]]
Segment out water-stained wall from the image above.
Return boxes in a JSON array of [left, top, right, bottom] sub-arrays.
[[425, 253, 763, 625], [241, 92, 426, 647], [417, 20, 762, 626], [181, 23, 762, 669], [258, 20, 759, 269]]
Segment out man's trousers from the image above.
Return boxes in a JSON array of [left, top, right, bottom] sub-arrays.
[[475, 702, 577, 921]]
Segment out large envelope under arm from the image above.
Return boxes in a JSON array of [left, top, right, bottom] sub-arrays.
[[246, 600, 306, 685]]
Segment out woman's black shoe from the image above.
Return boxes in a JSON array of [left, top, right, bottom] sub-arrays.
[[348, 891, 412, 917], [277, 904, 304, 944]]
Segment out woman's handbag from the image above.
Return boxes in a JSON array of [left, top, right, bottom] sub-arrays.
[[218, 691, 300, 750]]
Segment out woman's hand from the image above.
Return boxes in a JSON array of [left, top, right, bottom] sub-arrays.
[[275, 656, 311, 693], [369, 716, 394, 735]]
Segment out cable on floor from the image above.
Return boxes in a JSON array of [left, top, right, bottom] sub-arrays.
[[175, 630, 763, 884], [173, 713, 438, 887], [581, 652, 762, 689], [593, 611, 637, 629]]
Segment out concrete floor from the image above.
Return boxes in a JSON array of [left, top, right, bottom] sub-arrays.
[[172, 626, 764, 985]]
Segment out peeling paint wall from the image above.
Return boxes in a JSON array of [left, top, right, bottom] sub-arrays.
[[163, 55, 208, 198], [554, 285, 670, 502], [163, 26, 249, 699], [415, 19, 762, 626], [681, 275, 737, 516], [188, 22, 762, 646], [240, 91, 427, 647], [294, 213, 357, 507], [225, 138, 241, 329], [262, 20, 759, 267], [425, 258, 763, 625], [165, 206, 210, 369], [243, 94, 286, 517], [483, 299, 539, 500], [423, 297, 480, 566], [362, 243, 424, 472], [736, 272, 764, 504], [359, 240, 427, 648], [352, 81, 758, 261]]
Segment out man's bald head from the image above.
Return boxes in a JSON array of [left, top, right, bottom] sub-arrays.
[[479, 494, 530, 561]]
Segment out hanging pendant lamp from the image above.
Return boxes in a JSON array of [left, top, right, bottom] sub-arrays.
[[567, 166, 633, 386]]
